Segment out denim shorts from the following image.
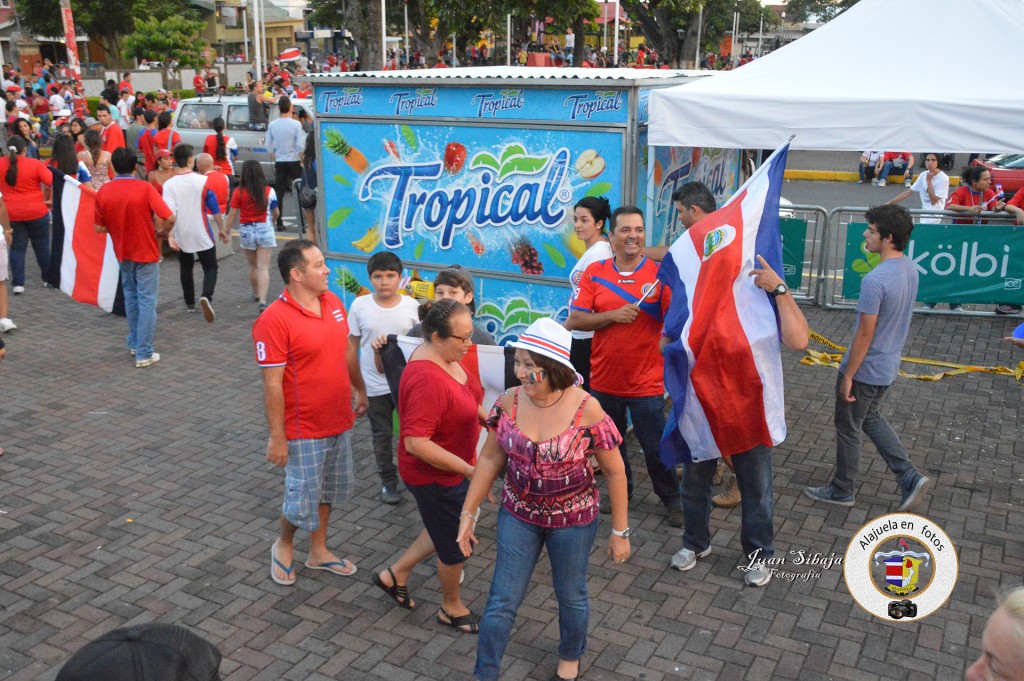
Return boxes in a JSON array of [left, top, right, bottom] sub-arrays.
[[407, 479, 470, 565], [282, 432, 354, 531], [239, 221, 277, 250], [0, 235, 7, 281]]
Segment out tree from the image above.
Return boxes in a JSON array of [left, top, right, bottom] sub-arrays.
[[123, 15, 209, 69], [619, 0, 700, 68], [309, 0, 384, 69], [13, 0, 194, 65], [783, 0, 860, 22]]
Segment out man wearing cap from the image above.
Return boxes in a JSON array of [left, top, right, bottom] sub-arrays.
[[252, 238, 368, 586], [565, 205, 685, 528]]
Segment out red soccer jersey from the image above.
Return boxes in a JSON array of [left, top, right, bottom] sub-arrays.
[[203, 170, 229, 214], [397, 359, 483, 487], [230, 186, 277, 224], [139, 128, 157, 172], [202, 134, 234, 175], [1008, 190, 1024, 211], [0, 157, 53, 221], [152, 128, 181, 154], [252, 290, 355, 440], [571, 256, 672, 397], [95, 176, 173, 263], [100, 123, 125, 153], [946, 185, 998, 224]]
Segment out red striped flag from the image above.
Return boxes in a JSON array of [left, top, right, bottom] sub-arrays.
[[659, 142, 791, 464], [51, 172, 120, 312]]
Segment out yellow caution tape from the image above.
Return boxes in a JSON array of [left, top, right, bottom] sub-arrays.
[[803, 331, 1024, 383]]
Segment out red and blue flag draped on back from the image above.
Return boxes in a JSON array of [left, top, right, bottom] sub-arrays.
[[657, 142, 791, 465]]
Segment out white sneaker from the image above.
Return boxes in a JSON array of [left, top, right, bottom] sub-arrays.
[[135, 352, 161, 368], [11, 286, 24, 294], [744, 563, 772, 587], [0, 318, 16, 332], [904, 179, 912, 188], [199, 296, 215, 323]]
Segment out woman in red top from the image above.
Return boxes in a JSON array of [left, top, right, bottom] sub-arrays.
[[226, 160, 278, 310], [0, 135, 53, 291], [147, 149, 176, 195], [373, 299, 484, 634], [945, 166, 1006, 224], [202, 117, 238, 175]]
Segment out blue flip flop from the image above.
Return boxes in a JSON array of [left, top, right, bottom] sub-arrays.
[[270, 542, 296, 585], [304, 559, 358, 576]]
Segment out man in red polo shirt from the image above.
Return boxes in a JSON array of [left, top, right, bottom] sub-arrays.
[[97, 103, 126, 152], [252, 239, 368, 586], [94, 148, 174, 367], [566, 205, 683, 527]]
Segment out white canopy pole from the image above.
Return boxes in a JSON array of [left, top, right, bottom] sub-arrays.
[[612, 0, 620, 65], [695, 4, 703, 67], [253, 0, 262, 77], [506, 14, 511, 66], [381, 0, 387, 69]]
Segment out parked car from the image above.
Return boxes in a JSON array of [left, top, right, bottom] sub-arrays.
[[170, 95, 313, 181], [971, 153, 1024, 199]]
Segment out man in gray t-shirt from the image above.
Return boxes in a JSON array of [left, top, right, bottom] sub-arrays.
[[805, 204, 930, 512]]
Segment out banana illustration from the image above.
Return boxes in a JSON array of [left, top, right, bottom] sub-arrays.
[[351, 226, 381, 253], [563, 229, 586, 259]]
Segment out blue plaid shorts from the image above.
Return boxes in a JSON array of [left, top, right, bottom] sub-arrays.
[[282, 432, 354, 531]]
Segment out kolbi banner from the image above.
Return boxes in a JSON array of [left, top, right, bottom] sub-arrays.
[[843, 223, 1024, 304]]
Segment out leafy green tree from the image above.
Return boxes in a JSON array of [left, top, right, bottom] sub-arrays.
[[14, 0, 194, 65], [309, 0, 384, 69], [123, 15, 209, 69], [783, 0, 860, 22]]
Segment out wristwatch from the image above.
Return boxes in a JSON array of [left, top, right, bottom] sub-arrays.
[[611, 527, 631, 538], [769, 283, 789, 298]]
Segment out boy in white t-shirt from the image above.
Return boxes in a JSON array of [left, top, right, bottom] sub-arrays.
[[347, 252, 420, 505]]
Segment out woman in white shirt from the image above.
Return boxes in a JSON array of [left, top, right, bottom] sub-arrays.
[[566, 196, 613, 392], [887, 152, 949, 224]]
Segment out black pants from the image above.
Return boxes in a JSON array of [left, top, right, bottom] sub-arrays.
[[178, 246, 218, 307], [273, 161, 303, 226]]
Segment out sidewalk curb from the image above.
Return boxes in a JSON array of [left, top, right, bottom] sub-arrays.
[[785, 169, 961, 186]]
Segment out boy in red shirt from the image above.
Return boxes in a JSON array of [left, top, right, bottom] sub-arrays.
[[94, 148, 174, 367]]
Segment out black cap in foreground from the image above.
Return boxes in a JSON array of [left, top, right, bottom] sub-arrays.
[[56, 623, 221, 681]]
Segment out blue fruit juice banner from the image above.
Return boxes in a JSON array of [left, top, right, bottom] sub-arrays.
[[320, 120, 625, 282]]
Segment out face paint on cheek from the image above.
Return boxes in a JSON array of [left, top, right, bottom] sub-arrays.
[[525, 370, 546, 384]]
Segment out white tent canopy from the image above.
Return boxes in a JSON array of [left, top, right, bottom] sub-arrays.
[[649, 0, 1024, 153]]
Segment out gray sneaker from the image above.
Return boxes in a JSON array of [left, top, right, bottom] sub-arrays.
[[670, 546, 711, 571], [381, 485, 402, 505], [744, 563, 772, 587], [896, 475, 930, 512], [804, 484, 855, 507]]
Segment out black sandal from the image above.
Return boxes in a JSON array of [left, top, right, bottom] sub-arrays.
[[372, 567, 415, 609], [437, 606, 480, 634]]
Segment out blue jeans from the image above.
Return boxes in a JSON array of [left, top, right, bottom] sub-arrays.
[[9, 214, 51, 287], [475, 509, 598, 681], [120, 260, 160, 360], [590, 390, 680, 507], [682, 444, 775, 559], [858, 162, 877, 183], [878, 160, 910, 183], [832, 374, 918, 496]]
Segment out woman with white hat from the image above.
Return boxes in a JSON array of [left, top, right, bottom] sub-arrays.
[[457, 317, 630, 681]]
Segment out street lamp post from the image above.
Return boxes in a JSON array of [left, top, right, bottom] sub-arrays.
[[694, 3, 703, 68], [404, 0, 409, 68]]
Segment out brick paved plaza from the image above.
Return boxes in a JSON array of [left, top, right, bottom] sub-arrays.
[[1, 248, 1021, 680]]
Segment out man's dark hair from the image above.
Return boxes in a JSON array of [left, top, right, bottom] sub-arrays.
[[366, 251, 402, 276], [132, 106, 146, 119], [111, 147, 137, 175], [610, 205, 644, 231], [157, 111, 172, 130], [278, 239, 318, 283], [278, 96, 292, 115], [96, 103, 110, 114], [672, 182, 716, 215], [122, 71, 130, 79], [172, 142, 193, 168], [864, 204, 914, 251], [143, 109, 157, 124]]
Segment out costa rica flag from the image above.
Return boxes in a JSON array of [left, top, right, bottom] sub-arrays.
[[658, 142, 791, 465]]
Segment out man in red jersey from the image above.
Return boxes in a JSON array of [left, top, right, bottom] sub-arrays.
[[94, 148, 174, 368], [96, 104, 125, 153], [252, 239, 368, 586], [566, 205, 683, 528]]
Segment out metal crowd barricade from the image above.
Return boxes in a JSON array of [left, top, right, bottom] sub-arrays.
[[821, 207, 1022, 315], [780, 204, 829, 304]]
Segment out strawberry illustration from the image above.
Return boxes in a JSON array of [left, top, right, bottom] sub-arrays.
[[444, 142, 467, 174]]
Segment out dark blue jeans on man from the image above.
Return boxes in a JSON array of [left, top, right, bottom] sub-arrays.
[[9, 215, 51, 287], [681, 444, 775, 559], [878, 160, 910, 184], [120, 260, 160, 361], [589, 390, 680, 508], [475, 509, 598, 681]]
